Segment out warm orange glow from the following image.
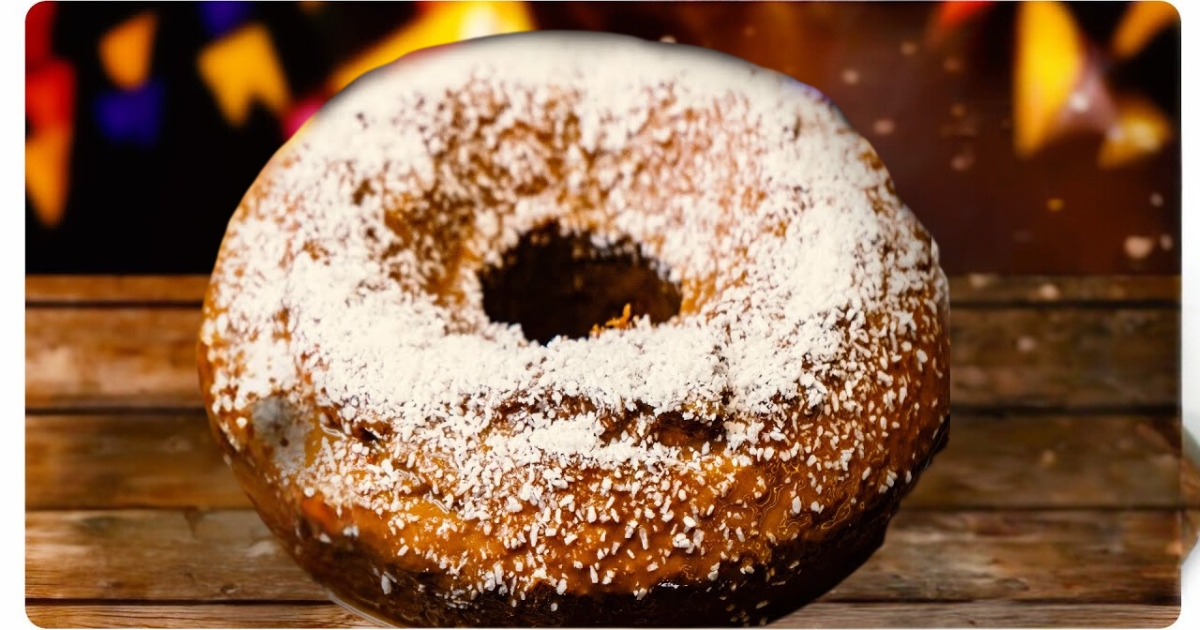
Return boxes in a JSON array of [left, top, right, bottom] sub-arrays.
[[1013, 1, 1086, 157], [935, 2, 994, 30], [197, 23, 291, 126], [1097, 94, 1171, 169], [1111, 1, 1178, 61], [99, 12, 158, 90], [926, 2, 995, 47], [26, 126, 72, 228], [328, 1, 534, 93]]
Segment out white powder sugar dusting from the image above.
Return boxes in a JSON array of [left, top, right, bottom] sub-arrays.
[[201, 33, 948, 608]]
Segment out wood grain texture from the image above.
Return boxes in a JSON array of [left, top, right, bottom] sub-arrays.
[[25, 275, 211, 304], [947, 275, 1179, 306], [901, 413, 1181, 509], [22, 601, 1181, 629], [949, 308, 1178, 409], [24, 602, 378, 629], [823, 509, 1182, 604], [25, 308, 202, 409], [25, 509, 1183, 604], [25, 275, 1181, 306], [776, 602, 1181, 628], [25, 307, 1179, 411], [26, 510, 326, 602], [21, 275, 1189, 628], [24, 413, 1182, 511], [25, 413, 249, 510]]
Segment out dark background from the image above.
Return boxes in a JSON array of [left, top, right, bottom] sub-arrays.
[[25, 1, 1181, 275]]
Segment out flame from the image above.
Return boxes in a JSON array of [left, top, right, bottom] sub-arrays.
[[328, 1, 534, 93], [99, 12, 158, 90], [1013, 1, 1086, 157], [1111, 1, 1179, 61]]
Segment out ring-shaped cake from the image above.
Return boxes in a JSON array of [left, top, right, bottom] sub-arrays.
[[198, 32, 951, 627]]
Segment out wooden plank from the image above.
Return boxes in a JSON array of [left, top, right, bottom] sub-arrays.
[[25, 275, 210, 305], [949, 308, 1178, 409], [25, 414, 251, 510], [25, 307, 1179, 411], [25, 308, 203, 409], [25, 275, 1181, 306], [25, 509, 1182, 603], [782, 602, 1179, 628], [22, 601, 1181, 628], [902, 413, 1181, 509], [948, 275, 1179, 306], [825, 510, 1181, 604], [24, 602, 377, 629], [25, 510, 326, 602], [24, 413, 1182, 511]]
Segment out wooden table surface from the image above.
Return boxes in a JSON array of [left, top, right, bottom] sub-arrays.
[[24, 275, 1192, 628]]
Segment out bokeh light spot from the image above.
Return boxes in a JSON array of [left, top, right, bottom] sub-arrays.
[[1014, 1, 1086, 157], [1111, 1, 1178, 61], [197, 23, 291, 127], [1098, 95, 1172, 169], [200, 1, 253, 38], [26, 58, 75, 131], [95, 79, 165, 147], [26, 126, 72, 228], [328, 1, 533, 93], [26, 1, 57, 67], [99, 12, 158, 90]]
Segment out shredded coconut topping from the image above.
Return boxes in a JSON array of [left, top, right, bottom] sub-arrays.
[[201, 33, 950, 610]]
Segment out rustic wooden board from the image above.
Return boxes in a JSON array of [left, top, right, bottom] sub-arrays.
[[24, 307, 1180, 411], [25, 413, 246, 510], [24, 413, 1183, 511], [901, 413, 1181, 509], [25, 275, 1182, 307], [23, 601, 1181, 629], [24, 603, 377, 629], [947, 308, 1179, 409], [946, 275, 1179, 306], [23, 275, 1189, 628], [26, 509, 326, 602], [25, 275, 212, 305], [25, 509, 1182, 604], [25, 308, 202, 409]]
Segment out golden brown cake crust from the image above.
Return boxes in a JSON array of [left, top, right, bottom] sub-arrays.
[[198, 32, 951, 626]]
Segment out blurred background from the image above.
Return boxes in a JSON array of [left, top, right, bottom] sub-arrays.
[[25, 1, 1181, 275]]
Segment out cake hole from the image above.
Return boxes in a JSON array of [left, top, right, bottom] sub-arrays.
[[480, 223, 682, 344]]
